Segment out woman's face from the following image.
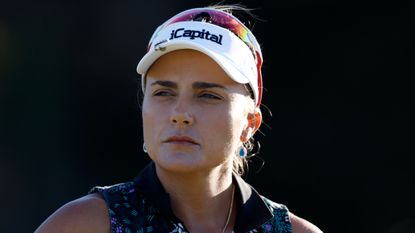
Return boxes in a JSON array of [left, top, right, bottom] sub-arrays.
[[142, 49, 258, 174]]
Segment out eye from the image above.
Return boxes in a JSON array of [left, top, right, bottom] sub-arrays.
[[198, 92, 222, 100], [153, 90, 174, 97]]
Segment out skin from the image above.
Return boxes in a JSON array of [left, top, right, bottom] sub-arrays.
[[142, 49, 261, 233], [34, 50, 322, 233], [142, 49, 260, 175]]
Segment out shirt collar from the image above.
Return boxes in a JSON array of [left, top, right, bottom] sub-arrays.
[[133, 162, 273, 232], [233, 173, 274, 232], [133, 162, 177, 220]]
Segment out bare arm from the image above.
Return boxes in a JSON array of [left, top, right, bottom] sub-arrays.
[[34, 193, 110, 233], [290, 212, 323, 233]]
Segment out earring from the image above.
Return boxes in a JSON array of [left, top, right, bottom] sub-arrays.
[[239, 145, 247, 158], [143, 143, 148, 153]]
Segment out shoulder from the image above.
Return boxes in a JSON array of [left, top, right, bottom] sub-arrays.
[[289, 212, 323, 233], [89, 181, 135, 196], [34, 193, 110, 233], [261, 197, 323, 233]]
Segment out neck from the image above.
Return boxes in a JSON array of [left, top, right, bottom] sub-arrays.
[[155, 165, 235, 233]]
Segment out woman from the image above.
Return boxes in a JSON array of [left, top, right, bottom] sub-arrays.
[[35, 5, 322, 233]]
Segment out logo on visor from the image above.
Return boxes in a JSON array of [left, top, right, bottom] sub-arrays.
[[169, 28, 223, 45]]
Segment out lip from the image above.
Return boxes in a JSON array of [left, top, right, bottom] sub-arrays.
[[164, 135, 199, 145]]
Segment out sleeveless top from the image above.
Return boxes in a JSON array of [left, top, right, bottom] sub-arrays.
[[89, 162, 292, 233]]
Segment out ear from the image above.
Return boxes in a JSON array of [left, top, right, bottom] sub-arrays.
[[240, 109, 262, 142]]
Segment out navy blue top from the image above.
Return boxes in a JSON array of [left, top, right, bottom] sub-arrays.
[[90, 162, 292, 233]]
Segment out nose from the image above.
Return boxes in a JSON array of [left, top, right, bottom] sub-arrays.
[[170, 100, 194, 126]]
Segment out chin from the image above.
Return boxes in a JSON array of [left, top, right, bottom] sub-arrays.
[[153, 152, 205, 173]]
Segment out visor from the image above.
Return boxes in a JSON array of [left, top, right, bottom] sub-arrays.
[[136, 8, 263, 106]]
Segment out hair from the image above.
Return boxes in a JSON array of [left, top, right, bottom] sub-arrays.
[[234, 89, 258, 176], [137, 3, 263, 176], [208, 4, 262, 176]]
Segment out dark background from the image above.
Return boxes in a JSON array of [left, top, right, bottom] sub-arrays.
[[1, 0, 413, 232]]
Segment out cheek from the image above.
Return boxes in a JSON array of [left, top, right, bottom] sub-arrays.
[[142, 108, 151, 136], [206, 105, 246, 149], [142, 97, 161, 142]]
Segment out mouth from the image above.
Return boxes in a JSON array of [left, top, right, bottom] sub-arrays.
[[164, 135, 199, 145]]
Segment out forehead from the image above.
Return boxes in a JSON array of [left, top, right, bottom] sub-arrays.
[[146, 49, 238, 86]]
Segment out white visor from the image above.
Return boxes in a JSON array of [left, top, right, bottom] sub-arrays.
[[136, 21, 258, 104]]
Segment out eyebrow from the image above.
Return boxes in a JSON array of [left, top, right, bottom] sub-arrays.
[[150, 80, 177, 88], [150, 80, 227, 90], [192, 82, 227, 90]]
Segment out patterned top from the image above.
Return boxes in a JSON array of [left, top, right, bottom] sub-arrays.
[[89, 162, 292, 233]]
